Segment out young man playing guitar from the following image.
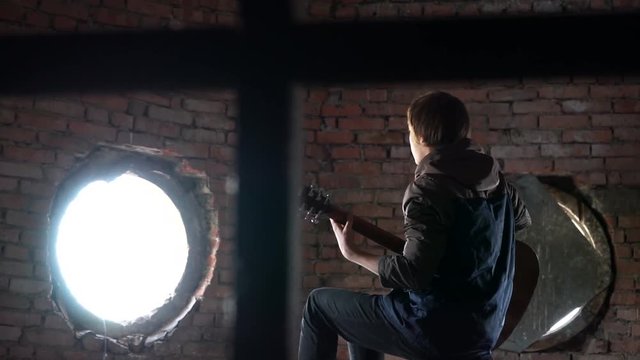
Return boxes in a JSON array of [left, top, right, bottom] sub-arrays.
[[298, 91, 532, 360]]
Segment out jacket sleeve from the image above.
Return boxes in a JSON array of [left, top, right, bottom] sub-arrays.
[[506, 181, 532, 232], [377, 183, 448, 290]]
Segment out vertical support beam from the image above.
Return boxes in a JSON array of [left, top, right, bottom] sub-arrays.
[[234, 79, 300, 359], [234, 2, 296, 359]]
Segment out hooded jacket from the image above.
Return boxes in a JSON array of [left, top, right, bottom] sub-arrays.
[[377, 138, 531, 359]]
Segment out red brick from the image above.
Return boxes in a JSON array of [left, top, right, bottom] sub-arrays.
[[6, 210, 45, 228], [0, 127, 37, 142], [613, 127, 640, 141], [563, 129, 612, 143], [81, 94, 129, 111], [183, 98, 226, 113], [3, 146, 55, 164], [0, 259, 33, 277], [127, 0, 172, 17], [104, 0, 126, 8], [575, 172, 606, 186], [9, 346, 34, 358], [382, 162, 414, 174], [445, 89, 488, 102], [339, 88, 366, 102], [592, 144, 640, 157], [0, 161, 43, 179], [164, 141, 209, 158], [363, 146, 387, 160], [0, 3, 25, 21], [489, 89, 537, 101], [68, 121, 116, 141], [360, 175, 408, 188], [304, 117, 322, 130], [325, 275, 373, 288], [538, 85, 589, 99], [317, 131, 354, 144], [362, 103, 407, 116], [86, 107, 108, 123], [41, 0, 89, 19], [512, 129, 559, 144], [503, 159, 553, 174], [555, 158, 603, 172], [321, 104, 362, 117], [20, 181, 54, 197], [23, 328, 75, 346], [309, 1, 331, 17], [490, 145, 539, 158], [0, 193, 28, 210], [25, 11, 50, 27], [0, 310, 41, 327], [0, 326, 21, 341], [93, 8, 140, 27], [562, 100, 612, 113], [53, 16, 76, 31], [614, 100, 640, 113], [628, 229, 640, 242], [489, 115, 536, 129], [315, 261, 360, 274], [615, 243, 633, 258], [513, 100, 561, 114], [331, 146, 360, 159], [590, 85, 640, 98], [338, 118, 384, 130], [134, 116, 180, 137], [390, 89, 421, 104], [541, 144, 589, 157], [126, 91, 171, 107], [0, 177, 18, 191], [3, 244, 30, 261], [466, 103, 510, 116], [9, 278, 49, 294], [35, 99, 84, 118], [334, 161, 381, 175], [336, 5, 358, 18], [0, 98, 33, 109], [357, 132, 403, 145], [606, 157, 637, 170], [319, 172, 360, 190], [16, 112, 68, 131], [616, 307, 638, 320], [109, 112, 133, 130], [539, 115, 589, 129], [0, 109, 14, 124], [390, 146, 410, 159], [424, 2, 456, 16], [611, 339, 640, 353], [619, 215, 640, 228], [148, 105, 192, 125]]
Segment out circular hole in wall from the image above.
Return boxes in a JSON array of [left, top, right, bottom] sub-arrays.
[[48, 145, 218, 352], [55, 173, 189, 324]]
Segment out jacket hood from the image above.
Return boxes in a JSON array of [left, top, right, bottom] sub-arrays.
[[415, 138, 500, 192]]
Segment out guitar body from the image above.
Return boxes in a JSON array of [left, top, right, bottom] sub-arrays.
[[301, 185, 539, 350]]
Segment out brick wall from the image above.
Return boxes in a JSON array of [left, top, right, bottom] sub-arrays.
[[2, 1, 640, 359]]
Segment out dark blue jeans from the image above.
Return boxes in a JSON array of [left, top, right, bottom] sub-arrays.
[[298, 288, 429, 360]]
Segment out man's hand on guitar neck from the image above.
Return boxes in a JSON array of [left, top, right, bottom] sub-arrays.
[[330, 214, 381, 276]]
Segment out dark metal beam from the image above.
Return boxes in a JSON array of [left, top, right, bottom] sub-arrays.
[[1, 13, 639, 95], [233, 1, 299, 360]]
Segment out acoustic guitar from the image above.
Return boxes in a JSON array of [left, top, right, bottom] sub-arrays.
[[300, 184, 539, 349]]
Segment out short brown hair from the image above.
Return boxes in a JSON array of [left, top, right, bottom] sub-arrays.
[[407, 91, 470, 147]]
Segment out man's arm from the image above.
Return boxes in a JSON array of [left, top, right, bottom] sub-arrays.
[[329, 216, 381, 275], [506, 181, 532, 232], [377, 185, 448, 290]]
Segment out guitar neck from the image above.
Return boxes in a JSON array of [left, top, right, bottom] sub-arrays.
[[325, 205, 405, 254]]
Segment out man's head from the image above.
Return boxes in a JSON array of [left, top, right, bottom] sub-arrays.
[[407, 91, 470, 164]]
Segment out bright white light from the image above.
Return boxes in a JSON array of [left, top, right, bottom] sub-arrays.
[[56, 173, 189, 324], [543, 307, 582, 337]]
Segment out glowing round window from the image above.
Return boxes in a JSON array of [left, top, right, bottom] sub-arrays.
[[55, 173, 189, 324]]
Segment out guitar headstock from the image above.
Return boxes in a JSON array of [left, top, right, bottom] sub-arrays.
[[299, 184, 331, 224]]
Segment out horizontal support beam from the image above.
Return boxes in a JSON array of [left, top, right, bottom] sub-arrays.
[[1, 13, 639, 94]]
